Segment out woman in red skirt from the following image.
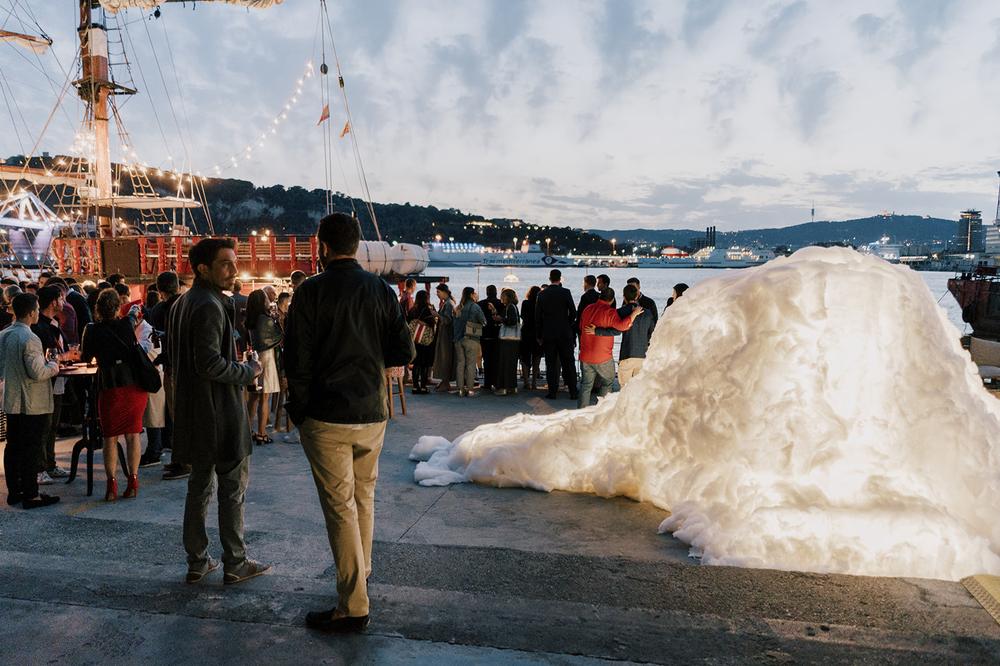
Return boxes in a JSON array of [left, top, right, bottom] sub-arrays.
[[81, 288, 149, 501]]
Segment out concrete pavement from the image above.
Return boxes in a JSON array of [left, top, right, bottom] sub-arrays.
[[1, 388, 999, 664]]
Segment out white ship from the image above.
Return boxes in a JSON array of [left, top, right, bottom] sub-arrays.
[[424, 241, 577, 267], [637, 246, 775, 268]]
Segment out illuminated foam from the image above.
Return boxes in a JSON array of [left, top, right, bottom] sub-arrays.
[[411, 247, 1000, 580]]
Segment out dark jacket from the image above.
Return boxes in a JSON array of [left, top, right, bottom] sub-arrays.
[[594, 302, 655, 361], [250, 314, 283, 353], [535, 283, 576, 341], [81, 317, 141, 390], [168, 281, 255, 466], [284, 258, 414, 425], [66, 289, 92, 341], [148, 292, 181, 369], [638, 294, 658, 329], [478, 297, 502, 339], [576, 288, 599, 332]]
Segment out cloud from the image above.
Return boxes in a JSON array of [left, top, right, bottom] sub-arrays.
[[682, 0, 730, 47], [747, 1, 808, 60]]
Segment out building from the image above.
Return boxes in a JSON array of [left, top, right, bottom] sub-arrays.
[[955, 210, 984, 253]]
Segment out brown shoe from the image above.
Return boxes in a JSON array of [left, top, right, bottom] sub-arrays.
[[223, 559, 272, 585], [186, 557, 221, 584]]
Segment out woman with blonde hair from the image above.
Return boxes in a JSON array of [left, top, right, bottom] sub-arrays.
[[81, 288, 149, 501]]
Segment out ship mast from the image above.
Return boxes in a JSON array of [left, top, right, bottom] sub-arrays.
[[75, 1, 135, 238]]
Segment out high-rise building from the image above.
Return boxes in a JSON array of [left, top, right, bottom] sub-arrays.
[[955, 210, 984, 253]]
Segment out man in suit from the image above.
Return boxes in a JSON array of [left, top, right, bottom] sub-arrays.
[[169, 238, 269, 586], [534, 269, 578, 400], [626, 277, 658, 329], [575, 275, 599, 336], [0, 293, 61, 509]]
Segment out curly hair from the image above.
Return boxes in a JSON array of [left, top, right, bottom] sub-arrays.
[[94, 287, 122, 322]]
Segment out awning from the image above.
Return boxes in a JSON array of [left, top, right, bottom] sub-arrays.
[[99, 0, 283, 13], [83, 196, 202, 211], [0, 165, 85, 188]]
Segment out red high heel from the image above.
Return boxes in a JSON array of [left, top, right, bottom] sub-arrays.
[[105, 478, 118, 502], [123, 474, 138, 499]]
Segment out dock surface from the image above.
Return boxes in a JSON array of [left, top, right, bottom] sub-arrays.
[[2, 390, 999, 664]]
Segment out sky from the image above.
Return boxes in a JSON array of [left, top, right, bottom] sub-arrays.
[[2, 0, 1000, 232]]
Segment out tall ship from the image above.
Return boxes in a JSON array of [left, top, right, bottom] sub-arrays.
[[424, 241, 576, 268], [0, 0, 428, 282]]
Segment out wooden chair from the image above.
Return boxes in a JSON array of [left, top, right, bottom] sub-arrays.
[[386, 366, 407, 418]]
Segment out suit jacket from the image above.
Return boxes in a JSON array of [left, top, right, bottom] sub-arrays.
[[0, 321, 58, 415], [168, 281, 255, 466], [535, 283, 576, 341], [576, 288, 599, 333]]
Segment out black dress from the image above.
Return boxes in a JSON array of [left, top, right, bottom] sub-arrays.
[[408, 304, 437, 367]]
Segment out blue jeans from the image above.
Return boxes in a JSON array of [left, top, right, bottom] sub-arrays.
[[578, 360, 615, 408]]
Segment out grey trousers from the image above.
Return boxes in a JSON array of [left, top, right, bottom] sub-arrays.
[[454, 337, 480, 391], [183, 456, 249, 571], [578, 360, 615, 408]]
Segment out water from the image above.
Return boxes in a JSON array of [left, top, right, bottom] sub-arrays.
[[422, 265, 967, 335]]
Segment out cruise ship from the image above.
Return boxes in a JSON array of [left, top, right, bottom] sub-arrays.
[[636, 246, 775, 268], [424, 241, 577, 267]]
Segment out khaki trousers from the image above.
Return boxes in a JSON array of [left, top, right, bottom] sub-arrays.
[[617, 357, 645, 387], [299, 418, 387, 616]]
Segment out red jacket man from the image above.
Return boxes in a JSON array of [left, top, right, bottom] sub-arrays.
[[579, 294, 636, 364]]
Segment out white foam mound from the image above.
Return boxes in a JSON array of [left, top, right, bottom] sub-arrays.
[[411, 247, 1000, 580]]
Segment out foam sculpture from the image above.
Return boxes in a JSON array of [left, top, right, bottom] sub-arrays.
[[411, 247, 1000, 580]]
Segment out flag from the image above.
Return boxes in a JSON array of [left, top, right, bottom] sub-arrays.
[[339, 121, 351, 138], [317, 104, 330, 125]]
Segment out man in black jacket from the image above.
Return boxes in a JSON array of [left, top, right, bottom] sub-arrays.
[[148, 271, 189, 479], [575, 275, 599, 340], [626, 277, 658, 329], [284, 212, 414, 634], [478, 285, 502, 391], [535, 269, 578, 400]]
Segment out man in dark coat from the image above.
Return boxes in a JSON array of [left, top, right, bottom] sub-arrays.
[[285, 212, 414, 634], [477, 284, 503, 391], [168, 238, 270, 586], [575, 274, 599, 340], [535, 268, 578, 400]]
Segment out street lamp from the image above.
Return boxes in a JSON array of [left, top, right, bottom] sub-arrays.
[[611, 238, 617, 255], [545, 237, 552, 255], [513, 236, 519, 251]]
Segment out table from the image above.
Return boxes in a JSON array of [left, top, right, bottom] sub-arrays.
[[61, 364, 127, 497]]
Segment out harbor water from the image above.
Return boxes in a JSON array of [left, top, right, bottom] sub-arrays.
[[429, 266, 967, 335]]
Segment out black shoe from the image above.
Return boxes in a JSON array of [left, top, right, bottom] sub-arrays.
[[163, 464, 191, 481], [138, 455, 162, 468], [22, 493, 60, 509], [6, 493, 23, 506], [305, 608, 371, 633]]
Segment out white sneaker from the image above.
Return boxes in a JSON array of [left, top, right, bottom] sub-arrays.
[[48, 466, 70, 479], [37, 471, 54, 485]]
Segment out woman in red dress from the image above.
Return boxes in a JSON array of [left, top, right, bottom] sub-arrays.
[[81, 288, 149, 501]]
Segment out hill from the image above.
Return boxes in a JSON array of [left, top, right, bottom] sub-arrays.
[[592, 215, 958, 249]]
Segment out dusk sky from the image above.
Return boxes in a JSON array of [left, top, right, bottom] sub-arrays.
[[3, 0, 1000, 231]]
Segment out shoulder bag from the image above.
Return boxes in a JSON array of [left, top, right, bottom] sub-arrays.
[[110, 326, 163, 393], [499, 306, 521, 340]]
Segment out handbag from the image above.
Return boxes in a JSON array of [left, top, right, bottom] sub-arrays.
[[408, 319, 435, 346], [110, 327, 163, 394], [464, 319, 483, 338], [499, 308, 522, 341]]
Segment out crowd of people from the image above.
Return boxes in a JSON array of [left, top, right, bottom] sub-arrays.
[[0, 212, 689, 635], [398, 269, 689, 408]]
